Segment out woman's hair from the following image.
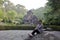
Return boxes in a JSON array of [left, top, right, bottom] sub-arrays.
[[39, 20, 42, 23], [37, 20, 42, 24]]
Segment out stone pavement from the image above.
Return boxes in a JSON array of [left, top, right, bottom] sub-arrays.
[[0, 30, 60, 40], [30, 31, 60, 40]]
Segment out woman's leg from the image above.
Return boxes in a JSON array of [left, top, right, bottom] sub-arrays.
[[35, 30, 40, 34], [31, 30, 37, 36], [31, 29, 40, 36]]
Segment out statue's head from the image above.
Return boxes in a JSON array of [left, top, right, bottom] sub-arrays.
[[27, 10, 33, 15]]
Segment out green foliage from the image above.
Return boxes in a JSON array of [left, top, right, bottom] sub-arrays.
[[7, 10, 17, 20], [32, 7, 46, 23], [2, 10, 17, 23], [0, 26, 5, 30], [48, 0, 60, 10], [16, 4, 27, 14], [44, 0, 60, 25], [2, 0, 27, 24], [49, 25, 60, 31], [17, 13, 25, 19], [0, 9, 4, 21], [0, 24, 35, 30], [33, 6, 52, 23], [0, 0, 3, 5], [33, 7, 45, 20], [0, 9, 4, 18]]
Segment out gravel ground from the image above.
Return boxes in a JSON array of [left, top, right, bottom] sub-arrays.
[[0, 30, 60, 40]]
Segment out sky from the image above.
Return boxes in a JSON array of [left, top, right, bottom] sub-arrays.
[[9, 0, 48, 10]]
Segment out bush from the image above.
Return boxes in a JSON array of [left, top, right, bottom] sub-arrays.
[[49, 25, 60, 31], [0, 24, 35, 30], [4, 26, 35, 30], [0, 26, 5, 30]]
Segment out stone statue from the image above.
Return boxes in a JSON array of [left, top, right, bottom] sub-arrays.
[[23, 10, 38, 24]]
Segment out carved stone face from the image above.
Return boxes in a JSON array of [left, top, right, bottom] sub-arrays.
[[27, 10, 33, 15], [23, 10, 38, 24]]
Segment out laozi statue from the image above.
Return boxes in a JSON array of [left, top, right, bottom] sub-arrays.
[[23, 10, 38, 24]]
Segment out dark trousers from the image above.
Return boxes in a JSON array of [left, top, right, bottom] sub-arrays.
[[31, 29, 40, 35]]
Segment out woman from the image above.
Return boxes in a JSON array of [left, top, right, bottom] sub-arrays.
[[29, 20, 43, 36]]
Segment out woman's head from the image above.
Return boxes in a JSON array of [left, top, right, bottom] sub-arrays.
[[37, 20, 42, 24], [39, 20, 42, 23]]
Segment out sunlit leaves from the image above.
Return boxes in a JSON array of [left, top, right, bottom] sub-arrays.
[[0, 9, 4, 18], [7, 10, 17, 20]]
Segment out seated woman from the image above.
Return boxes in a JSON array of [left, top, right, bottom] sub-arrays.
[[29, 20, 43, 36]]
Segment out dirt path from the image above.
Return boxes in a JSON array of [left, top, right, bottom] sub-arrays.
[[0, 30, 60, 40]]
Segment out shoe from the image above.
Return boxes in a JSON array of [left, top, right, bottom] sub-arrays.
[[28, 33, 33, 37]]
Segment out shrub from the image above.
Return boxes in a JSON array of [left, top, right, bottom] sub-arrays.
[[0, 24, 35, 30], [49, 25, 60, 31], [0, 26, 5, 30]]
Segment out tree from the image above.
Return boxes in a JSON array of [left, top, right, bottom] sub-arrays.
[[7, 10, 17, 21], [0, 0, 27, 24], [0, 9, 4, 22], [44, 0, 60, 25], [0, 0, 4, 5], [2, 10, 17, 23], [15, 4, 27, 23], [4, 0, 15, 12], [16, 4, 27, 14]]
